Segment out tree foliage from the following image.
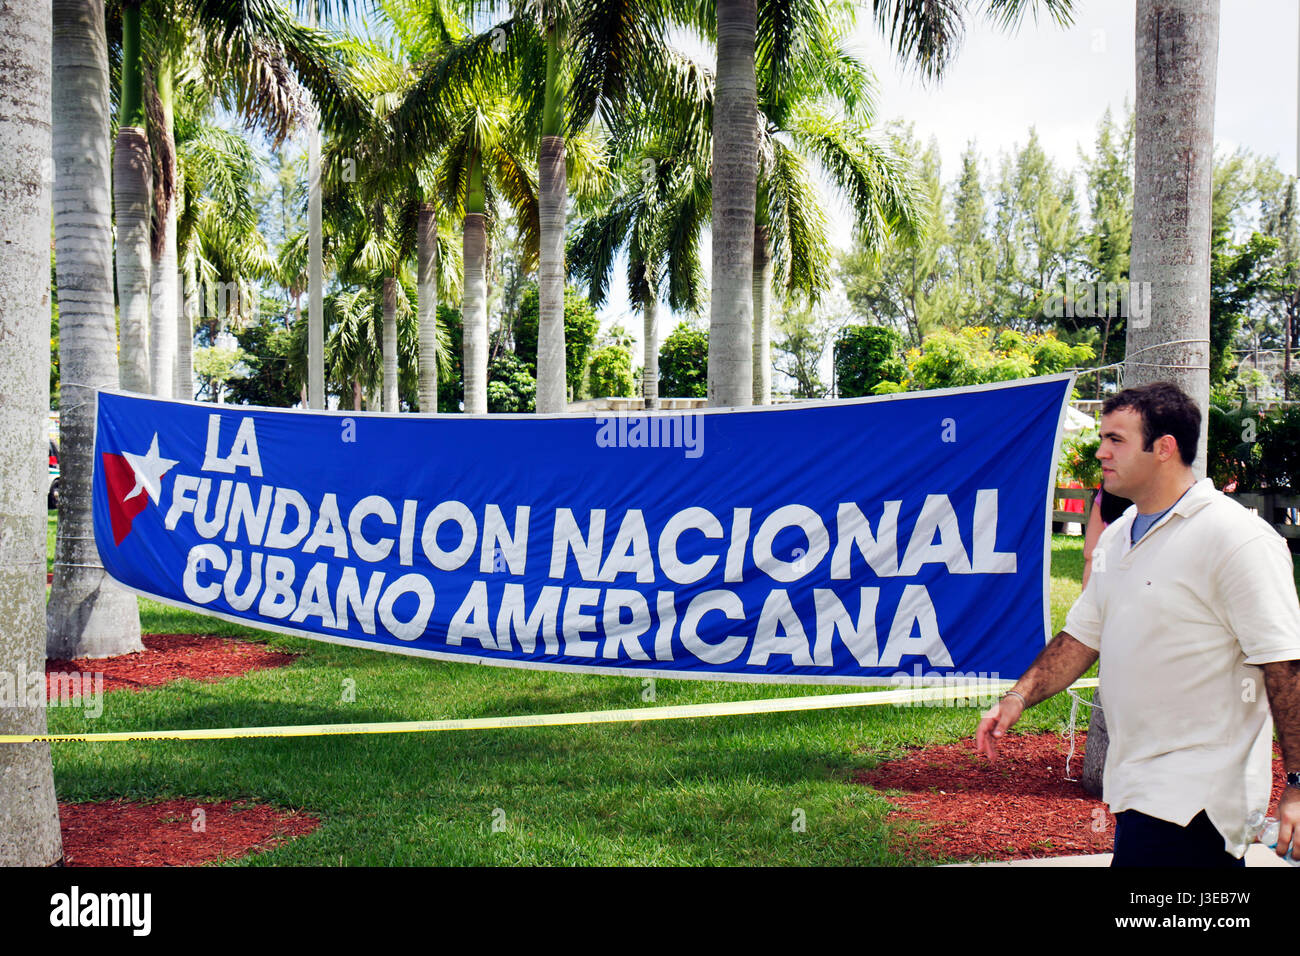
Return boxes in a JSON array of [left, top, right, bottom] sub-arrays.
[[514, 284, 600, 399], [487, 351, 536, 413], [657, 322, 708, 397], [874, 326, 1093, 393], [834, 324, 905, 397], [586, 344, 635, 398], [225, 315, 300, 407]]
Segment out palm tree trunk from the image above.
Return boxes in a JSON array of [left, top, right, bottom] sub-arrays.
[[752, 223, 772, 404], [417, 202, 438, 412], [177, 254, 196, 399], [642, 297, 660, 409], [306, 1, 324, 409], [48, 0, 144, 663], [463, 212, 488, 414], [0, 0, 63, 865], [114, 1, 151, 394], [536, 23, 568, 413], [1126, 0, 1216, 470], [148, 56, 177, 398], [1092, 0, 1219, 794], [708, 0, 757, 408], [382, 275, 399, 412]]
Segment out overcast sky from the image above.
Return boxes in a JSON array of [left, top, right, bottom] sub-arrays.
[[602, 0, 1300, 360], [857, 0, 1296, 177]]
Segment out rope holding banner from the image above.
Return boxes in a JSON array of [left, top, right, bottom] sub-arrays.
[[1062, 687, 1099, 782]]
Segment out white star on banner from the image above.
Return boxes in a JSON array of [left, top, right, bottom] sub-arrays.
[[122, 433, 179, 505]]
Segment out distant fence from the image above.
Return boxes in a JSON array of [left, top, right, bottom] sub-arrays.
[[1053, 485, 1300, 551], [1226, 492, 1300, 549]]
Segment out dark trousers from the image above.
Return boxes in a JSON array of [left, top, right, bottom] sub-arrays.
[[1111, 809, 1245, 868]]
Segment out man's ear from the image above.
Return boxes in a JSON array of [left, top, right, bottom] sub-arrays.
[[1156, 434, 1178, 462]]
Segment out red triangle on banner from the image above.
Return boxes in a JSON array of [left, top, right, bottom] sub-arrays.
[[102, 452, 151, 545]]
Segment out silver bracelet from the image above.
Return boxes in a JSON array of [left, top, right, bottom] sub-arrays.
[[1001, 690, 1027, 707]]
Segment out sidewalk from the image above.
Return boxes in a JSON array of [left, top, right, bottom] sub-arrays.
[[945, 845, 1292, 867]]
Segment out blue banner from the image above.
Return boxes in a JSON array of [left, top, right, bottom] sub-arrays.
[[92, 376, 1073, 685]]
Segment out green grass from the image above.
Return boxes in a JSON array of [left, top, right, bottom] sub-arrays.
[[40, 530, 1300, 866]]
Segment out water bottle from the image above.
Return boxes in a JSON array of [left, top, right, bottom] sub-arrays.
[[1245, 810, 1300, 865]]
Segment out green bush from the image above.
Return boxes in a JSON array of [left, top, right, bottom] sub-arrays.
[[1207, 398, 1300, 491], [486, 352, 536, 413], [1060, 433, 1101, 489], [227, 316, 300, 407], [1259, 404, 1300, 491], [834, 325, 906, 398], [435, 305, 464, 412], [658, 323, 708, 398], [878, 326, 1094, 392], [586, 345, 635, 398], [514, 285, 600, 399]]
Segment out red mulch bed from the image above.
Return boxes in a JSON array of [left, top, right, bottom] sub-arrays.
[[48, 633, 311, 865], [856, 732, 1289, 863], [59, 799, 320, 866], [46, 633, 298, 693]]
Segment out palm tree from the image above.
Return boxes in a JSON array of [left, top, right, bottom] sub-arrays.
[[174, 112, 272, 397], [149, 50, 179, 399], [750, 18, 922, 403], [422, 2, 686, 411], [1078, 0, 1220, 800], [114, 0, 152, 394], [323, 282, 423, 408], [438, 94, 541, 413], [569, 134, 712, 409], [708, 0, 758, 407], [339, 15, 466, 412], [706, 0, 1075, 406], [0, 0, 62, 865], [181, 127, 278, 401], [568, 48, 714, 408], [48, 0, 145, 660], [109, 0, 371, 401], [1126, 0, 1216, 463]]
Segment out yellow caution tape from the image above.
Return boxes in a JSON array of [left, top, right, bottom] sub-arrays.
[[0, 678, 1098, 744]]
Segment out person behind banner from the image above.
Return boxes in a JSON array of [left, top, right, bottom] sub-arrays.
[[1081, 485, 1132, 591], [975, 381, 1300, 867]]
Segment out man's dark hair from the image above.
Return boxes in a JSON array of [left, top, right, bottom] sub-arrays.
[[1101, 381, 1200, 466]]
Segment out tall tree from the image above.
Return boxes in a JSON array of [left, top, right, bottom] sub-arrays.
[[1126, 0, 1217, 468], [48, 0, 145, 660], [425, 1, 680, 411], [1084, 0, 1219, 800], [0, 0, 63, 865], [708, 0, 758, 407], [707, 0, 1074, 405], [115, 0, 153, 393], [1079, 106, 1135, 396], [536, 5, 568, 412], [750, 12, 922, 402], [989, 129, 1082, 329], [568, 48, 713, 409], [840, 132, 953, 346], [148, 50, 178, 399]]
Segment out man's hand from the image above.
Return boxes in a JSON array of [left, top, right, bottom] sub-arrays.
[[976, 694, 1025, 760], [1276, 786, 1300, 860], [973, 631, 1095, 761], [1263, 660, 1300, 859]]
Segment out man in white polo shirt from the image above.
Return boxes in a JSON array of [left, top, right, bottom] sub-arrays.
[[976, 382, 1300, 866]]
